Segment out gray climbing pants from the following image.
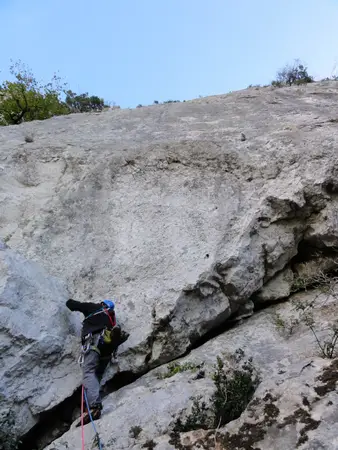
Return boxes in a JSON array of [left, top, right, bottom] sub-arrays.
[[82, 349, 110, 408]]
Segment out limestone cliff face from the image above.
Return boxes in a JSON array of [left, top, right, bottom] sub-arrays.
[[1, 81, 338, 449], [45, 291, 338, 450], [0, 243, 80, 439]]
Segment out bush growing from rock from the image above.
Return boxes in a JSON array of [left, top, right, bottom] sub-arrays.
[[211, 356, 258, 427], [0, 60, 69, 125], [65, 90, 107, 113], [157, 361, 200, 379], [272, 268, 338, 358], [0, 60, 109, 125], [272, 59, 313, 87], [173, 397, 210, 433], [170, 353, 259, 438]]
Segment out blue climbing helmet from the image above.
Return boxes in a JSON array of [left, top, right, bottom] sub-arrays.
[[102, 299, 115, 309]]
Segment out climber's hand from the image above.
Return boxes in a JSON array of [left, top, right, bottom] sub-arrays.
[[111, 350, 119, 365]]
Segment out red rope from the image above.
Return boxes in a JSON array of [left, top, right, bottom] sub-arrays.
[[81, 385, 85, 450], [103, 307, 116, 327]]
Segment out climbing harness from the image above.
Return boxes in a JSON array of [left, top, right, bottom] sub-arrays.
[[80, 386, 103, 450], [78, 332, 101, 366]]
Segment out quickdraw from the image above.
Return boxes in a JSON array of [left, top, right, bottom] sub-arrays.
[[78, 333, 101, 366]]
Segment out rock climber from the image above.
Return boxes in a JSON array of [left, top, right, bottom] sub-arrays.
[[66, 298, 129, 425]]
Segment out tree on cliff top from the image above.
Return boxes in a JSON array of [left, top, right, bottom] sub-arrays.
[[65, 90, 108, 113], [0, 61, 109, 126], [0, 60, 69, 125], [272, 59, 314, 87]]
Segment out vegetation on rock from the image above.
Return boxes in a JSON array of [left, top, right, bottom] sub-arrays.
[[0, 60, 108, 126], [157, 361, 200, 379], [170, 352, 259, 440], [0, 410, 20, 450], [65, 90, 107, 113], [272, 59, 313, 87], [272, 266, 338, 359]]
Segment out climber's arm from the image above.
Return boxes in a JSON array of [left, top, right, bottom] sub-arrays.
[[66, 299, 98, 317]]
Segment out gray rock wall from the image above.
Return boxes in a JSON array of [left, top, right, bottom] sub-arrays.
[[45, 287, 338, 450], [0, 243, 80, 437], [1, 81, 338, 446]]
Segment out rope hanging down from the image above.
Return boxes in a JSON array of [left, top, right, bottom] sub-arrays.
[[83, 387, 103, 450], [81, 385, 85, 450]]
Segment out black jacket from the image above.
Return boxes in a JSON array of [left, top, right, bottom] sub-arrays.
[[66, 299, 116, 339]]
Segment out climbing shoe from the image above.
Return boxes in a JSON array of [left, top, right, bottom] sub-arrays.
[[76, 406, 102, 427]]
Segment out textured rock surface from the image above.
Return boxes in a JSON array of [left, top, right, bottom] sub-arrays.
[[2, 81, 338, 445], [44, 287, 338, 450], [2, 82, 338, 372], [255, 267, 294, 302], [0, 242, 80, 437]]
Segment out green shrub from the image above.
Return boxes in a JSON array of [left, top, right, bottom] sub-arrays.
[[0, 60, 69, 125], [272, 59, 313, 87], [173, 396, 210, 433], [211, 357, 257, 427], [65, 90, 106, 112], [272, 312, 299, 336], [172, 353, 259, 435], [157, 361, 200, 379], [0, 60, 109, 125]]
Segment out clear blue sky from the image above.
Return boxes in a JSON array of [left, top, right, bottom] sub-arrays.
[[1, 0, 338, 108]]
